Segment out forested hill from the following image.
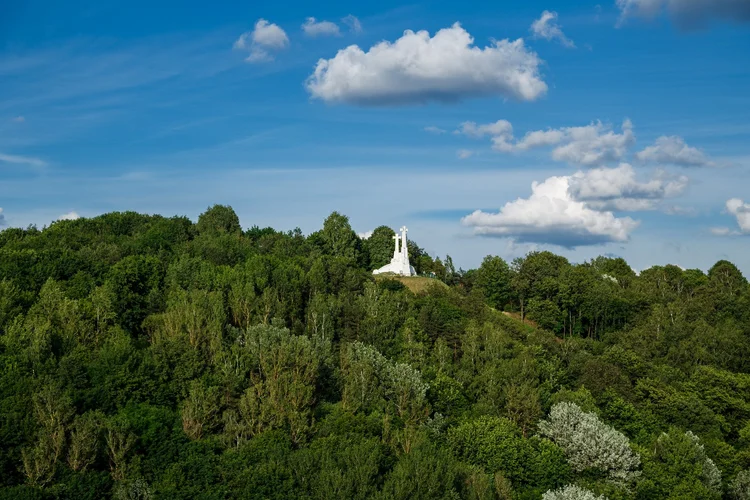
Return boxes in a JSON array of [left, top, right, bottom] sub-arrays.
[[1, 205, 750, 500]]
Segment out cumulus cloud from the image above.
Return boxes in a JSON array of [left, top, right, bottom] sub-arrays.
[[302, 17, 341, 37], [547, 120, 635, 166], [462, 175, 639, 247], [305, 23, 547, 106], [424, 126, 446, 134], [358, 230, 373, 239], [234, 19, 289, 63], [726, 198, 750, 233], [342, 14, 363, 33], [456, 119, 635, 166], [635, 135, 714, 167], [530, 11, 576, 47], [457, 149, 474, 159], [58, 211, 80, 221], [0, 153, 47, 167], [616, 0, 750, 29], [568, 163, 688, 211]]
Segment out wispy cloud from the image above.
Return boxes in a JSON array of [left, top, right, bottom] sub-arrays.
[[530, 11, 576, 48], [0, 152, 47, 167], [0, 32, 238, 114], [342, 15, 363, 33], [424, 126, 446, 134]]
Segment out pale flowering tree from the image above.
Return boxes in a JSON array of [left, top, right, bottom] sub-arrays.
[[538, 402, 641, 483], [542, 485, 607, 500], [684, 431, 722, 495], [731, 470, 750, 499]]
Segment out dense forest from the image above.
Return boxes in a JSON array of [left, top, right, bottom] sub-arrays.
[[1, 205, 750, 499]]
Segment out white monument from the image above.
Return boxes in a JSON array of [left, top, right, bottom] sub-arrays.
[[373, 226, 416, 277]]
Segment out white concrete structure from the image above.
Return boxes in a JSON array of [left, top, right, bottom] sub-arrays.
[[373, 226, 416, 276]]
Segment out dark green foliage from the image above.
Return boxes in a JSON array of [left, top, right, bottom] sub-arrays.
[[1, 207, 749, 498]]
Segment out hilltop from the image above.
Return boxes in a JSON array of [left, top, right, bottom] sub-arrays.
[[0, 205, 749, 499]]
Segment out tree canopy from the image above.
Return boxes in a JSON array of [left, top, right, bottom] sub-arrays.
[[1, 207, 749, 499]]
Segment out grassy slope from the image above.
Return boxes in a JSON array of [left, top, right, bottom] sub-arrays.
[[374, 274, 449, 294]]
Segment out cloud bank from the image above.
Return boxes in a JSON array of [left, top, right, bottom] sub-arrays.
[[569, 164, 688, 211], [454, 118, 716, 169], [617, 0, 750, 29], [635, 135, 714, 167], [462, 175, 640, 248], [306, 23, 547, 106], [457, 119, 636, 167], [462, 164, 690, 247]]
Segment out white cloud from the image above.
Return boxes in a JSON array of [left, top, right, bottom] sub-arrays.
[[342, 15, 363, 33], [635, 135, 714, 167], [302, 17, 341, 37], [457, 149, 474, 159], [457, 119, 635, 167], [234, 19, 289, 63], [424, 126, 446, 134], [0, 153, 47, 167], [568, 163, 688, 211], [617, 0, 750, 29], [457, 120, 513, 138], [549, 120, 635, 166], [530, 11, 576, 48], [727, 198, 750, 233], [58, 211, 80, 221], [462, 175, 639, 247], [305, 23, 547, 106], [358, 230, 373, 239], [711, 226, 734, 236]]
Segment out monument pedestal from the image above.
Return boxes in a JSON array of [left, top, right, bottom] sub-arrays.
[[373, 226, 416, 277]]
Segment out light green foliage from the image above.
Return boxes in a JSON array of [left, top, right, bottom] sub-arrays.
[[447, 416, 570, 490], [321, 211, 360, 261], [538, 402, 641, 484], [234, 324, 330, 444], [147, 287, 225, 357], [113, 478, 153, 500], [341, 342, 429, 425], [542, 484, 607, 500], [181, 380, 221, 440], [67, 411, 102, 472]]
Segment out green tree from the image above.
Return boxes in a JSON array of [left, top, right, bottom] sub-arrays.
[[196, 204, 241, 235], [475, 255, 512, 310], [365, 226, 396, 270]]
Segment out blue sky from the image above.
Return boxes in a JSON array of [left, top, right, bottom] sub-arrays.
[[1, 0, 749, 273]]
